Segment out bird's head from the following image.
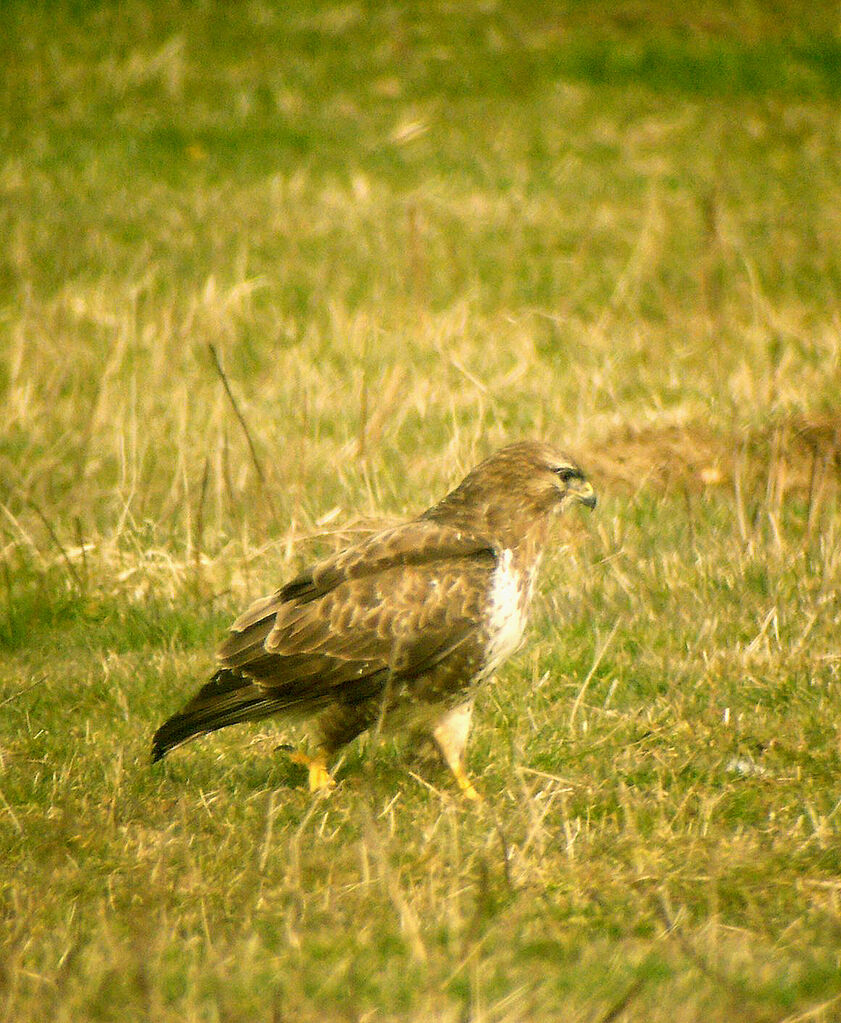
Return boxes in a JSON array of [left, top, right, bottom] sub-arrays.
[[492, 441, 596, 515], [425, 440, 596, 546]]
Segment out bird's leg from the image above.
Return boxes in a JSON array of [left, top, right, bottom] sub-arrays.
[[289, 747, 335, 792], [448, 760, 482, 802], [432, 702, 481, 802]]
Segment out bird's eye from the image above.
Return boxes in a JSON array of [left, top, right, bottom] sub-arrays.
[[552, 466, 577, 483]]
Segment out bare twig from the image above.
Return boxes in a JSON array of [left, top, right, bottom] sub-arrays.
[[194, 455, 210, 597], [0, 676, 45, 710], [208, 343, 278, 524]]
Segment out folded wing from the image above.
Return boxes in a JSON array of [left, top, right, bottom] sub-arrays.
[[218, 520, 498, 696]]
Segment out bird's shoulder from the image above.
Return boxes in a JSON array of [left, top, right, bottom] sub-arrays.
[[301, 518, 497, 598], [232, 519, 496, 624]]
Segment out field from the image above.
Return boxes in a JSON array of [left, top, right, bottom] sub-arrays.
[[3, 1, 841, 1020]]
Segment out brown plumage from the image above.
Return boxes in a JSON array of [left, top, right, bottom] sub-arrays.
[[151, 441, 596, 797]]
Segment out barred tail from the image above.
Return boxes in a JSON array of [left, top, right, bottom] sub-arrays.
[[151, 669, 279, 762]]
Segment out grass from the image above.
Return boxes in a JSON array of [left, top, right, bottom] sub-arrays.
[[2, 1, 841, 1019]]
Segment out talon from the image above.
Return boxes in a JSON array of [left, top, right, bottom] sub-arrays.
[[289, 748, 335, 792]]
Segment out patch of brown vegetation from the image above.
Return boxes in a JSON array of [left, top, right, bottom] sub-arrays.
[[581, 413, 841, 497]]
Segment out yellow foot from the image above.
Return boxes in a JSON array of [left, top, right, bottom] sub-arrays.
[[450, 762, 482, 803], [289, 749, 335, 793]]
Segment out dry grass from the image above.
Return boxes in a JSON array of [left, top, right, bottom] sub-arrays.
[[2, 1, 841, 1020]]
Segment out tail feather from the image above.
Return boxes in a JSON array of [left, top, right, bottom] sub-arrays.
[[151, 669, 281, 762]]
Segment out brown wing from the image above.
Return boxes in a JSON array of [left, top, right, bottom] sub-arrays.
[[216, 520, 498, 706]]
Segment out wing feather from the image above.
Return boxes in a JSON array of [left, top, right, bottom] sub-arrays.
[[215, 520, 498, 705], [278, 520, 494, 601]]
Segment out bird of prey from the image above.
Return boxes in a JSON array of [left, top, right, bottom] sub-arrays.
[[151, 441, 596, 798]]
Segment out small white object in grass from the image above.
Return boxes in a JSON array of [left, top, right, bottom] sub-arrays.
[[726, 757, 768, 778], [723, 706, 730, 725]]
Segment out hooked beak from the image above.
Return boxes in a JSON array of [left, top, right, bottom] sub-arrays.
[[571, 479, 597, 510]]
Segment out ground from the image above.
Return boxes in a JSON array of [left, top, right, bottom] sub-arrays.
[[2, 2, 841, 1020]]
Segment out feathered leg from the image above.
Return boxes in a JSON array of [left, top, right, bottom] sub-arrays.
[[288, 748, 334, 792], [432, 701, 480, 801], [288, 701, 380, 793]]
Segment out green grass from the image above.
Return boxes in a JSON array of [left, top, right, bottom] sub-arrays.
[[3, 1, 841, 1020]]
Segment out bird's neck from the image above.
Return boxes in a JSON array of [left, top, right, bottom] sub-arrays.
[[423, 497, 551, 566]]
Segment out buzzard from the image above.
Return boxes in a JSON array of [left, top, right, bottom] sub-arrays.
[[151, 441, 596, 798]]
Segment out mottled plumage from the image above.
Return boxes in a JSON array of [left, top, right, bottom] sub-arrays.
[[151, 441, 596, 797]]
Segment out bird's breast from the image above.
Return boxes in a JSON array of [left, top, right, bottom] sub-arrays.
[[482, 548, 535, 677]]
